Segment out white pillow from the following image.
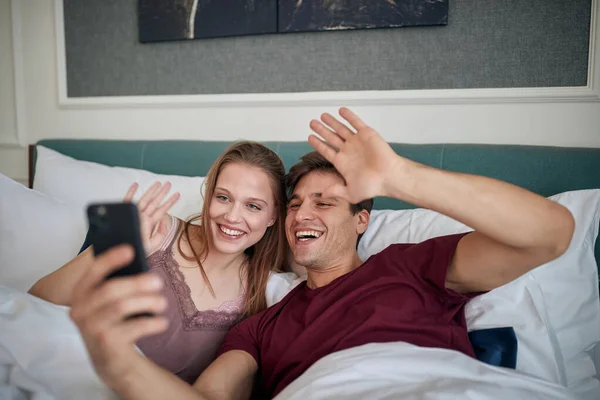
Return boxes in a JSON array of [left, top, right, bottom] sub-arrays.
[[0, 174, 86, 292], [34, 146, 205, 222], [0, 285, 116, 399], [266, 272, 305, 307], [358, 189, 600, 390], [528, 190, 600, 392]]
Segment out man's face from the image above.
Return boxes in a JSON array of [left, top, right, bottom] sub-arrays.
[[285, 171, 365, 269]]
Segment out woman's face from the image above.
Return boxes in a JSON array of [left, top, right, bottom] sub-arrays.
[[208, 162, 277, 256]]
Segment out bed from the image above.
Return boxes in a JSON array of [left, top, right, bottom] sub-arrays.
[[1, 139, 599, 400]]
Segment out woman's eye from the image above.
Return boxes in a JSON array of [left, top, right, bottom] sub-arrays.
[[216, 195, 229, 201], [248, 204, 262, 211]]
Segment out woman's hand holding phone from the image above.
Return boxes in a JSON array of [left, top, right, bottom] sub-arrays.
[[70, 245, 169, 390]]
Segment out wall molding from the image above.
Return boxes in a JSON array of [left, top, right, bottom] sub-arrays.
[[54, 0, 600, 109], [0, 0, 27, 147]]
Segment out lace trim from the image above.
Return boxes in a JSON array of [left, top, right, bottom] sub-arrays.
[[150, 220, 244, 331]]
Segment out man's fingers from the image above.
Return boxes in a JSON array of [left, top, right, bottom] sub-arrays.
[[123, 183, 139, 202], [73, 245, 135, 301], [309, 120, 345, 150], [323, 182, 349, 199], [320, 112, 355, 139], [339, 107, 368, 131], [308, 135, 338, 164]]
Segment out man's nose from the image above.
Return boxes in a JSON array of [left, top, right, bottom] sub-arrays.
[[294, 202, 314, 222]]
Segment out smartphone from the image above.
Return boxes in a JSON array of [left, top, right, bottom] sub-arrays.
[[86, 202, 149, 280]]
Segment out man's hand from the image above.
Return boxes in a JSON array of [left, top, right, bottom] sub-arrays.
[[69, 245, 169, 389], [308, 107, 407, 203]]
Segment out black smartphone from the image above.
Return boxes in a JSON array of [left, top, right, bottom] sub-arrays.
[[86, 202, 149, 280]]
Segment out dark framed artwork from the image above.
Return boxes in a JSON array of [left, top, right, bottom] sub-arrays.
[[138, 0, 449, 43], [279, 0, 449, 33]]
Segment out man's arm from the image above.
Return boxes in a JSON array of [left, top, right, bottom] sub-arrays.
[[307, 107, 575, 293], [193, 351, 257, 400], [385, 162, 574, 293], [110, 350, 256, 400]]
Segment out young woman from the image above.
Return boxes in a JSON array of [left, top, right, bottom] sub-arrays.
[[29, 141, 289, 383]]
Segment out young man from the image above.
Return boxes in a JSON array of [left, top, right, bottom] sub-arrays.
[[70, 108, 574, 400]]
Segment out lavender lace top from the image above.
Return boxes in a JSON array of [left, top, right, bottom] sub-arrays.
[[136, 217, 244, 384]]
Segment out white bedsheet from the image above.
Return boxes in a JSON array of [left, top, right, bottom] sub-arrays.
[[275, 342, 579, 400], [0, 285, 117, 400]]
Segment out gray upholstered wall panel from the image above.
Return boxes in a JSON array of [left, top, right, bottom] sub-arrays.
[[64, 0, 591, 97]]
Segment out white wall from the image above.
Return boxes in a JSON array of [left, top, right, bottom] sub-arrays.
[[1, 0, 599, 184], [0, 0, 17, 142], [0, 0, 24, 184]]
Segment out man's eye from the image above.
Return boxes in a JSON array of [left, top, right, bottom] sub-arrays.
[[317, 202, 332, 207], [288, 203, 300, 210]]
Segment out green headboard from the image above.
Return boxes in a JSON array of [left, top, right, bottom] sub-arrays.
[[33, 139, 600, 272]]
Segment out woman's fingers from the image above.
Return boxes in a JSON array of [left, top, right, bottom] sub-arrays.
[[144, 182, 173, 216], [136, 182, 162, 213], [148, 192, 180, 222], [72, 245, 135, 304], [73, 272, 163, 321], [115, 316, 170, 344], [93, 293, 168, 327], [123, 182, 139, 202]]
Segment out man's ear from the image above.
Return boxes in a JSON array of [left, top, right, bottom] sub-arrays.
[[356, 209, 370, 235]]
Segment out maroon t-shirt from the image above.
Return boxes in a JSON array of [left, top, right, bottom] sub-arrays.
[[218, 233, 477, 398]]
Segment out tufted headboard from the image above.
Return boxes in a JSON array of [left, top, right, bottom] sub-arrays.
[[30, 139, 600, 271]]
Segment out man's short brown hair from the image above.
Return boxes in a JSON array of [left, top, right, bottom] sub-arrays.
[[285, 152, 374, 245]]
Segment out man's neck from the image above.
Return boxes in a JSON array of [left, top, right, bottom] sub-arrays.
[[305, 253, 364, 289]]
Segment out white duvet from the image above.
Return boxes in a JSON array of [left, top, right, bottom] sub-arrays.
[[0, 286, 117, 400], [275, 342, 577, 400], [0, 285, 582, 400]]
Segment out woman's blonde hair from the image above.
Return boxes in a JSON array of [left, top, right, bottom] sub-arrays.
[[177, 141, 287, 318]]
